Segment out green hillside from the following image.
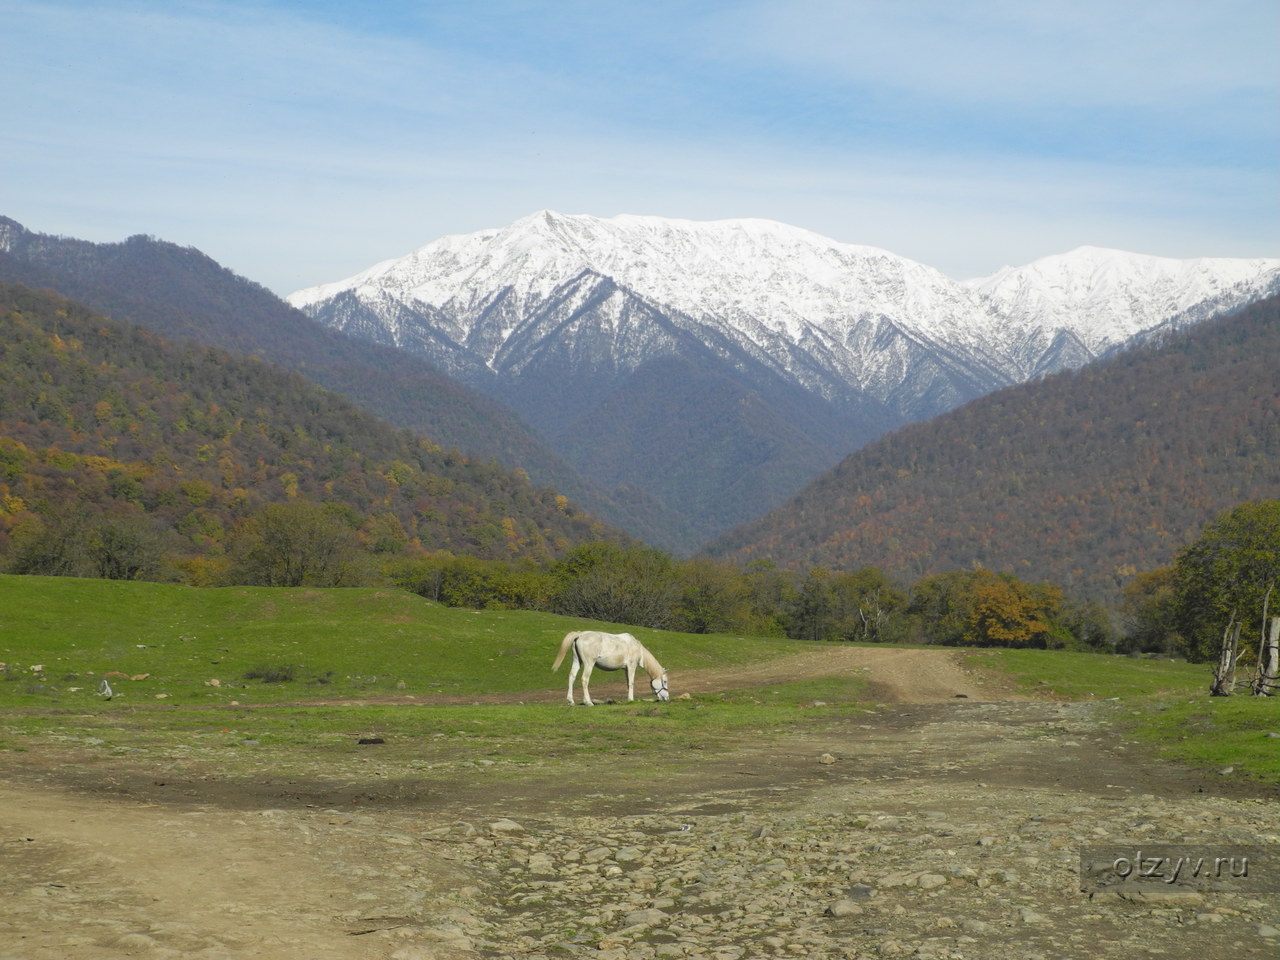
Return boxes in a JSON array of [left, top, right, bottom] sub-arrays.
[[0, 575, 815, 774], [0, 575, 800, 705]]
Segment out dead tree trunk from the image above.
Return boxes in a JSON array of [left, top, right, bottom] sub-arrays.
[[1252, 615, 1279, 696], [1210, 618, 1242, 696]]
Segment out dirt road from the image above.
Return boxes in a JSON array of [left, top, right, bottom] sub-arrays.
[[2, 647, 1276, 959], [674, 645, 1023, 702]]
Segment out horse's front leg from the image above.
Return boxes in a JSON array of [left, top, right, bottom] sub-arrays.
[[566, 658, 579, 705], [625, 663, 636, 702], [581, 661, 595, 707]]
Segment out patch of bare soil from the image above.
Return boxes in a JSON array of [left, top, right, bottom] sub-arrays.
[[677, 645, 1023, 703], [2, 648, 1276, 960]]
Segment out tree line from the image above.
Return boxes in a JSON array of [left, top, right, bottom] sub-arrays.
[[9, 470, 1277, 666], [383, 539, 1119, 651], [391, 497, 1280, 671], [1122, 499, 1280, 689]]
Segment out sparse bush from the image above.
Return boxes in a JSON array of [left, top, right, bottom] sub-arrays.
[[243, 663, 299, 683]]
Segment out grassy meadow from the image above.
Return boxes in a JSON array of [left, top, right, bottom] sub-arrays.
[[1, 575, 1276, 787], [0, 575, 852, 783]]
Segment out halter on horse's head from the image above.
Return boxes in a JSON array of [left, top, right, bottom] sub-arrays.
[[651, 673, 670, 702]]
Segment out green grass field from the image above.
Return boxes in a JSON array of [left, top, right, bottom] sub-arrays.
[[0, 575, 808, 703], [2, 575, 1276, 786], [0, 575, 857, 781]]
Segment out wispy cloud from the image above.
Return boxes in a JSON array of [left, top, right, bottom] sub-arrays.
[[724, 1, 1275, 113]]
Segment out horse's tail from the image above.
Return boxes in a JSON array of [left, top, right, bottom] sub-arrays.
[[552, 632, 579, 672]]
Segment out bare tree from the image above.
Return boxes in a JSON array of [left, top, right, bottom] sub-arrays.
[[1210, 616, 1242, 696], [1252, 615, 1279, 696]]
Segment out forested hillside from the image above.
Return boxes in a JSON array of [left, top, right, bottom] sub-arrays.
[[0, 217, 665, 537], [708, 295, 1280, 602], [0, 284, 621, 578]]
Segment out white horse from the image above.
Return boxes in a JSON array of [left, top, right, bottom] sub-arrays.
[[551, 630, 670, 706]]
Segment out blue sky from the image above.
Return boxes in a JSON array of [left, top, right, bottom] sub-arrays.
[[3, 0, 1277, 294]]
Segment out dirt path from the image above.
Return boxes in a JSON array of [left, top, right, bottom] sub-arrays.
[[0, 783, 396, 959], [675, 645, 1020, 702], [1, 647, 1276, 960]]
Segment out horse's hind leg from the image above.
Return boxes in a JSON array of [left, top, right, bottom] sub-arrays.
[[581, 661, 595, 707], [566, 657, 579, 705]]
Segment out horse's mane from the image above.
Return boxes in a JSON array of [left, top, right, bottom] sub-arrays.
[[638, 642, 666, 677]]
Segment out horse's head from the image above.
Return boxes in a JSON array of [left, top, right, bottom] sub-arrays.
[[651, 673, 670, 702]]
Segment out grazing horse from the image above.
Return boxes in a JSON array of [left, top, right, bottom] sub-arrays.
[[551, 630, 670, 706]]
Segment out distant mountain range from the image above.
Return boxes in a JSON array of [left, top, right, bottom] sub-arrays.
[[289, 211, 1280, 549], [707, 293, 1280, 602]]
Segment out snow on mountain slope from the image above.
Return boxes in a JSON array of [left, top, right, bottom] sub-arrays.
[[290, 211, 1014, 409], [288, 212, 1280, 417], [293, 210, 942, 341], [966, 246, 1280, 354]]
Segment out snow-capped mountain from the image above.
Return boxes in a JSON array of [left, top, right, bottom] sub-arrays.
[[288, 211, 1280, 551], [291, 211, 1022, 418], [290, 211, 1279, 415]]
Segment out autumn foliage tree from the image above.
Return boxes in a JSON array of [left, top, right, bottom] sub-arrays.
[[908, 569, 1069, 649]]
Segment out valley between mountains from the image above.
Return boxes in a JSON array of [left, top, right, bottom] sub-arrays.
[[3, 647, 1277, 960]]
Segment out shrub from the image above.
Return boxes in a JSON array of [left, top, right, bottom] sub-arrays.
[[242, 663, 298, 683]]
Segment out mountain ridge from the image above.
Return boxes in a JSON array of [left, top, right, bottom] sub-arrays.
[[5, 211, 1275, 556], [0, 282, 626, 575], [290, 212, 1280, 410]]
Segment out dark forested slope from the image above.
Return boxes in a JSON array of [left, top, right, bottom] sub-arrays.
[[0, 283, 622, 568], [708, 295, 1280, 601]]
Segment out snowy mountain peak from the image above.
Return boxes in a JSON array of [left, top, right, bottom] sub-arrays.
[[288, 211, 1280, 419], [290, 210, 962, 345]]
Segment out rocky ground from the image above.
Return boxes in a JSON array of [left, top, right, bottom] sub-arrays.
[[2, 649, 1278, 959]]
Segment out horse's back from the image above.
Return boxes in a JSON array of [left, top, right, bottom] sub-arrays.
[[573, 630, 643, 670]]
